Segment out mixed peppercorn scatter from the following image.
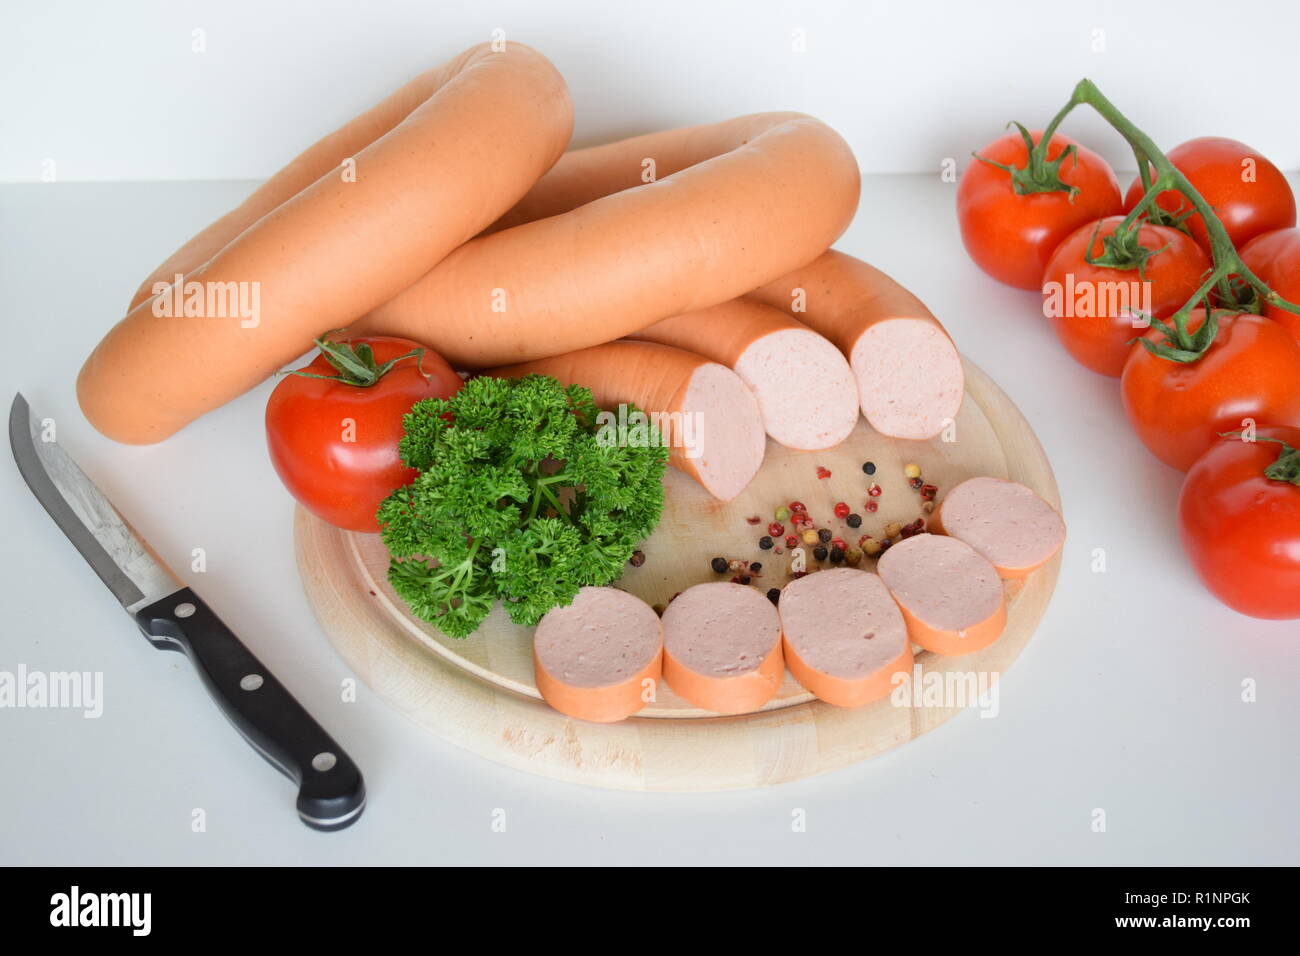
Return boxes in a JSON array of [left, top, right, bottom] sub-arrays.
[[684, 457, 953, 615]]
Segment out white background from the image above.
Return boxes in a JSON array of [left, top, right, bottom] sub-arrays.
[[4, 0, 1300, 182], [1, 1, 1298, 866]]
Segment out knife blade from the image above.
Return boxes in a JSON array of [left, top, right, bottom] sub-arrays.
[[9, 393, 365, 831]]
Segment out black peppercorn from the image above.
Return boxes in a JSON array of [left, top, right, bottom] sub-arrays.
[[710, 556, 728, 573], [759, 536, 774, 550], [813, 545, 828, 561], [846, 513, 862, 528], [818, 528, 832, 543], [749, 562, 762, 573], [862, 461, 876, 475], [830, 547, 845, 563]]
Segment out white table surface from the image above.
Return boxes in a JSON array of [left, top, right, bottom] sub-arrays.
[[1, 175, 1296, 866]]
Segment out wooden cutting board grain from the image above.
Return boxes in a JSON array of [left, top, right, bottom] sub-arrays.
[[295, 357, 1061, 790]]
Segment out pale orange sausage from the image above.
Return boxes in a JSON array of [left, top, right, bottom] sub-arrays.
[[125, 47, 565, 313], [354, 113, 861, 367], [747, 250, 964, 440], [876, 534, 1006, 656], [487, 341, 767, 502], [80, 43, 573, 444], [930, 477, 1065, 579], [627, 300, 860, 450], [778, 569, 913, 708], [533, 587, 663, 723], [660, 582, 784, 714]]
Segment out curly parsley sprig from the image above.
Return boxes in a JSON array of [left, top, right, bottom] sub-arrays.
[[377, 374, 667, 637]]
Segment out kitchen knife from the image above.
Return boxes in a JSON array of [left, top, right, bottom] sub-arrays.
[[8, 393, 365, 831]]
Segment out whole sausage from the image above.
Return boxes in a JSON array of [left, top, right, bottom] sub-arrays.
[[747, 250, 964, 441], [354, 113, 861, 367], [80, 42, 574, 444], [487, 341, 767, 502]]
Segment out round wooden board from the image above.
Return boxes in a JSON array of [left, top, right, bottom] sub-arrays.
[[295, 357, 1061, 790]]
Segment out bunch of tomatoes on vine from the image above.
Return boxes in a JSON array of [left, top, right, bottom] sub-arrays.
[[957, 79, 1300, 620]]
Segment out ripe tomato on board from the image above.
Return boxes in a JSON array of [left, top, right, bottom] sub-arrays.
[[266, 335, 462, 533], [1041, 216, 1211, 377], [1120, 310, 1300, 471], [1239, 227, 1300, 345], [1179, 426, 1300, 620], [1124, 136, 1297, 257], [958, 129, 1123, 290]]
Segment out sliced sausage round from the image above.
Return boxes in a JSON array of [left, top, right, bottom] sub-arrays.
[[660, 582, 784, 714], [876, 534, 1006, 656], [533, 587, 663, 723], [778, 568, 913, 708], [931, 477, 1065, 579]]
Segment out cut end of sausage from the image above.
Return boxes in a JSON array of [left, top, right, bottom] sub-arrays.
[[849, 318, 964, 440], [733, 328, 860, 450], [876, 534, 1006, 656], [932, 477, 1065, 579], [661, 582, 783, 714], [533, 586, 663, 723], [680, 362, 767, 501], [778, 568, 913, 708]]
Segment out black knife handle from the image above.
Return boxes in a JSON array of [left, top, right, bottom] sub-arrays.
[[134, 588, 365, 831]]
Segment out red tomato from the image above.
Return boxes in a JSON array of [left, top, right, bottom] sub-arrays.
[[1124, 137, 1296, 257], [1179, 426, 1300, 619], [1041, 216, 1211, 376], [958, 130, 1123, 290], [1239, 227, 1300, 345], [1121, 311, 1300, 471], [266, 335, 461, 532]]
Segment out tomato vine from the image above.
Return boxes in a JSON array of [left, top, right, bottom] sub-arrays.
[[1014, 79, 1300, 362]]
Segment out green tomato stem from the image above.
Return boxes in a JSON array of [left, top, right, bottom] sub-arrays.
[[1219, 434, 1300, 485], [1054, 79, 1300, 362]]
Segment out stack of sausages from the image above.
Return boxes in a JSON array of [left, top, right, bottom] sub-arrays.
[[77, 41, 964, 504], [76, 43, 1066, 724]]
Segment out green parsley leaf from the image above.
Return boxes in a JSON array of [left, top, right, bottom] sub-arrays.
[[377, 374, 668, 636]]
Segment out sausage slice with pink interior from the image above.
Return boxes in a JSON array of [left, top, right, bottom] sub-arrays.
[[748, 250, 964, 440], [931, 477, 1065, 579], [488, 341, 766, 501], [660, 582, 784, 714], [876, 534, 1006, 656], [533, 587, 663, 722], [629, 300, 860, 450], [778, 568, 913, 707]]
